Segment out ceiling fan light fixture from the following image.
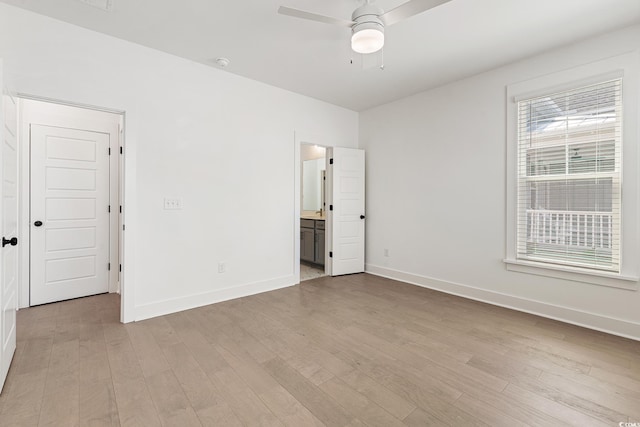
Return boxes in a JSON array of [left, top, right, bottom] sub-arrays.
[[279, 0, 452, 57], [351, 25, 384, 54]]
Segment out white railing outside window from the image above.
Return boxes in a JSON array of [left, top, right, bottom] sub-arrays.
[[526, 209, 612, 249]]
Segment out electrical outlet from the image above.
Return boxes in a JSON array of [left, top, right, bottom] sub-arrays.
[[384, 248, 390, 257], [163, 197, 182, 210], [218, 262, 226, 273]]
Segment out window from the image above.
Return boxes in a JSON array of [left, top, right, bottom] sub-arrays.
[[505, 53, 639, 288], [516, 80, 621, 272]]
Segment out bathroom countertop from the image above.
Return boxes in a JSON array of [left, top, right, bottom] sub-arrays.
[[301, 214, 326, 220]]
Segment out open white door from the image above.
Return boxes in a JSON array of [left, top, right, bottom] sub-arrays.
[[328, 147, 365, 276], [0, 64, 18, 393]]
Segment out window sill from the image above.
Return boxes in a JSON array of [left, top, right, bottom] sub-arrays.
[[503, 259, 638, 290]]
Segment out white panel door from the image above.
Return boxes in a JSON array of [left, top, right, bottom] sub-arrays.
[[329, 147, 365, 276], [1, 84, 18, 391], [30, 124, 110, 305]]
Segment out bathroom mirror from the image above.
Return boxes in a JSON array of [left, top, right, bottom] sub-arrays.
[[302, 158, 326, 211]]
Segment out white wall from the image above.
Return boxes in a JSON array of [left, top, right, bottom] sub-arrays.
[[0, 3, 358, 321], [360, 25, 640, 339]]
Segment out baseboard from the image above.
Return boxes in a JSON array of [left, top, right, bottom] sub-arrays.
[[134, 275, 296, 321], [365, 264, 640, 341]]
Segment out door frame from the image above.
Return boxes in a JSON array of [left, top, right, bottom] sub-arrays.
[[17, 95, 125, 311]]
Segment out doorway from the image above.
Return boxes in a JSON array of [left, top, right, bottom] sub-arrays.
[[19, 98, 123, 308], [300, 144, 328, 281], [296, 141, 366, 282]]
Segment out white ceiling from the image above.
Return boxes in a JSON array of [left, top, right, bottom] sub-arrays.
[[2, 0, 639, 111]]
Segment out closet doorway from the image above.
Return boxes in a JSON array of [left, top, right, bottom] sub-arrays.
[[19, 98, 123, 307]]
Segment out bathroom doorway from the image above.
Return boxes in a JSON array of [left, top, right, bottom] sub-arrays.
[[300, 144, 328, 281]]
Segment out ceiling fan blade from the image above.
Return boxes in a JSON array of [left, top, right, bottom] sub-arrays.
[[380, 0, 452, 26], [278, 6, 354, 28]]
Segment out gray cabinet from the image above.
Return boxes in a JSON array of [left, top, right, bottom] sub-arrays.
[[300, 219, 325, 265], [301, 222, 315, 263], [315, 228, 325, 265]]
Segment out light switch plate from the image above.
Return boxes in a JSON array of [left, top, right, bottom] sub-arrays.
[[164, 197, 182, 210]]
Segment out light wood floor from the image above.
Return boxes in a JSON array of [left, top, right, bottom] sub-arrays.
[[1, 274, 639, 426]]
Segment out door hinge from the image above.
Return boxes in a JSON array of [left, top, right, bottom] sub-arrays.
[[119, 264, 122, 272], [329, 158, 333, 165], [123, 224, 125, 231], [119, 205, 122, 213], [329, 251, 333, 258], [108, 263, 111, 271], [120, 146, 123, 154], [108, 147, 111, 155], [329, 205, 333, 211], [108, 205, 111, 213]]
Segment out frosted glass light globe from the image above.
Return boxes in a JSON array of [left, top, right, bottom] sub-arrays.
[[351, 28, 384, 54]]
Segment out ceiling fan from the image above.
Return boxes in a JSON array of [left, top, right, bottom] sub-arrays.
[[278, 0, 452, 54]]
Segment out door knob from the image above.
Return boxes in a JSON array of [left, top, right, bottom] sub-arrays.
[[2, 237, 17, 247], [360, 215, 365, 219], [34, 220, 43, 227]]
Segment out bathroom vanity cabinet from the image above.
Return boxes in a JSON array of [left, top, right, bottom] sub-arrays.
[[301, 218, 325, 266]]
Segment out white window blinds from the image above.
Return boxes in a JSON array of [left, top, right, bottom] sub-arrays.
[[516, 79, 622, 272]]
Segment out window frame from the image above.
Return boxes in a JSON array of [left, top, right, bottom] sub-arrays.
[[505, 53, 640, 290]]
